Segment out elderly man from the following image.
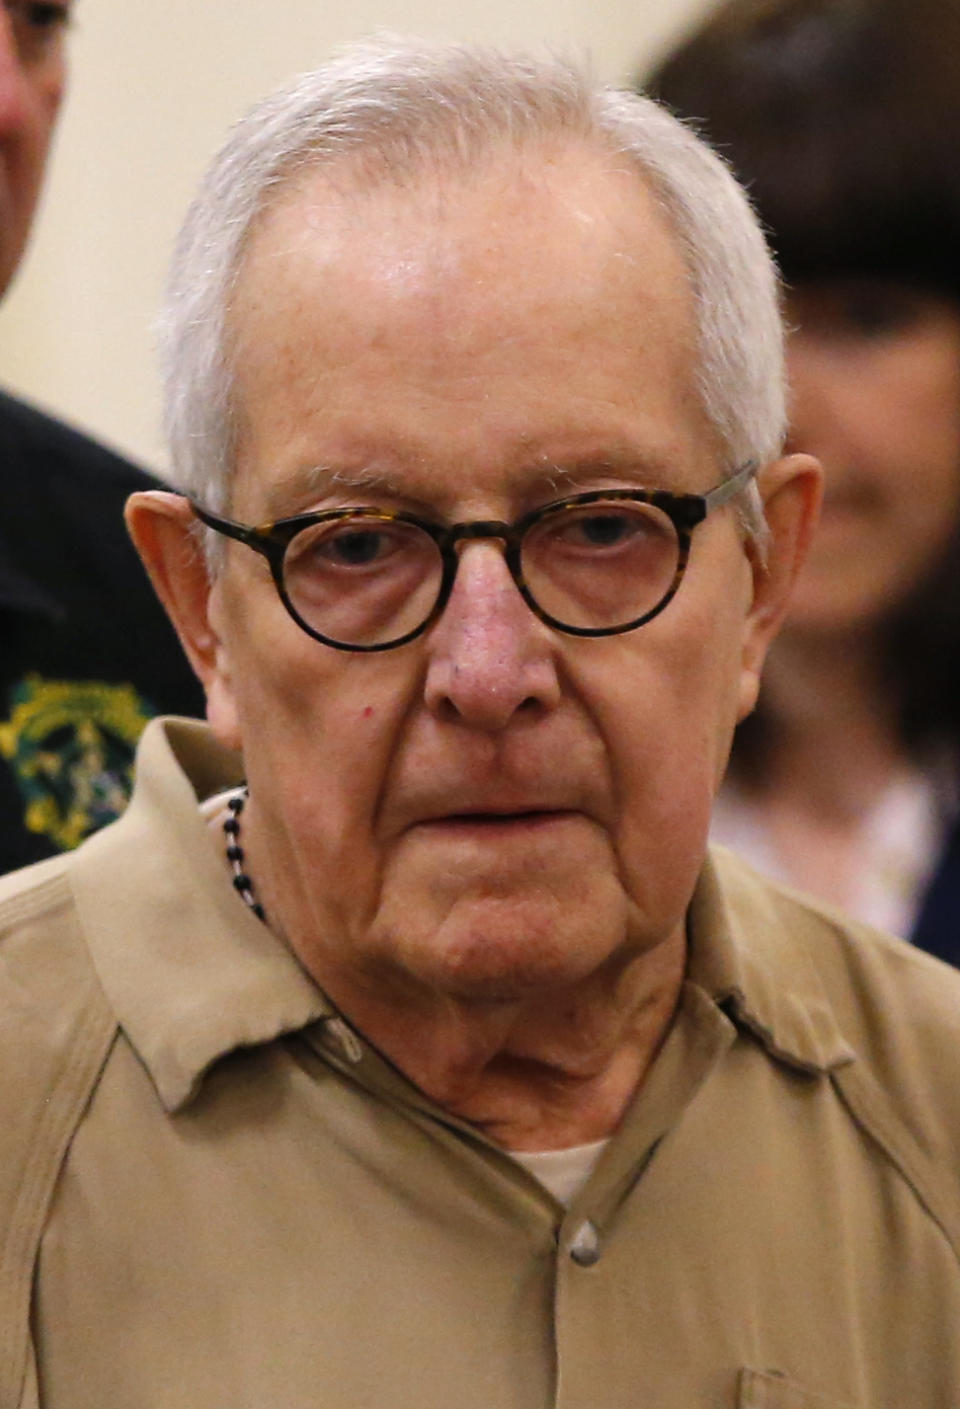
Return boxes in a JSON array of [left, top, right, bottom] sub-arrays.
[[0, 0, 202, 873], [4, 37, 960, 1409]]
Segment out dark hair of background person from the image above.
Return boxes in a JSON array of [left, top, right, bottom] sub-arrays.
[[645, 0, 960, 781]]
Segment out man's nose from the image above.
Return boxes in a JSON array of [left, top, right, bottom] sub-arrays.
[[423, 541, 562, 730], [0, 12, 28, 132]]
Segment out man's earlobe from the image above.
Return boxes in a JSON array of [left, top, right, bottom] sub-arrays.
[[737, 453, 822, 719], [124, 491, 221, 690]]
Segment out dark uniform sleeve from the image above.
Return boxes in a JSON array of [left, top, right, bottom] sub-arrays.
[[0, 391, 205, 873]]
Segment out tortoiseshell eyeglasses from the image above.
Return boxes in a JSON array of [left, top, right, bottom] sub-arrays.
[[191, 460, 757, 653]]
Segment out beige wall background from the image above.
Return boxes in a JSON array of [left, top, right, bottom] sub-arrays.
[[0, 0, 714, 475]]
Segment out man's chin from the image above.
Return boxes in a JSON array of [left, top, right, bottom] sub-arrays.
[[393, 811, 611, 899], [377, 888, 634, 1005]]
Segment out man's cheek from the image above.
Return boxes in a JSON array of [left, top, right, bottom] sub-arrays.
[[617, 774, 714, 935], [610, 674, 720, 878]]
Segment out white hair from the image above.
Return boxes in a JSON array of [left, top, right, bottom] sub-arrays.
[[160, 36, 785, 533]]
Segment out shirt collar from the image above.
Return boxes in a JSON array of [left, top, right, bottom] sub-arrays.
[[70, 718, 333, 1112], [687, 845, 856, 1074], [69, 721, 854, 1114]]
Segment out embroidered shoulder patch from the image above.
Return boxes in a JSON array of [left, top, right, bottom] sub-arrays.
[[0, 674, 152, 850]]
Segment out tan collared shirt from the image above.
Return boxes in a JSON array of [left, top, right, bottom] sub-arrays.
[[4, 719, 960, 1409]]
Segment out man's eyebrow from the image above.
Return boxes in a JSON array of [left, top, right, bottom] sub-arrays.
[[258, 450, 683, 522], [261, 463, 403, 520], [534, 453, 682, 493], [538, 461, 592, 495]]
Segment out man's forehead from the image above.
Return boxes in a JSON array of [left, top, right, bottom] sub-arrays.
[[237, 140, 686, 305], [229, 142, 698, 415], [226, 140, 710, 517]]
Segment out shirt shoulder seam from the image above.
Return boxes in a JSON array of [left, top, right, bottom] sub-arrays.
[[0, 956, 117, 1406], [830, 1061, 960, 1264]]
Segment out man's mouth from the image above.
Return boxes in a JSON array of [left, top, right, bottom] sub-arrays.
[[415, 808, 576, 832]]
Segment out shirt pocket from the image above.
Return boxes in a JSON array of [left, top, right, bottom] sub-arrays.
[[737, 1367, 862, 1409]]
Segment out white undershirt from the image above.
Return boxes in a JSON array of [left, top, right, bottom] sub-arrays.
[[511, 1139, 610, 1207]]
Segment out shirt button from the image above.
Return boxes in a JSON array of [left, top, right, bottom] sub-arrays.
[[569, 1220, 601, 1267]]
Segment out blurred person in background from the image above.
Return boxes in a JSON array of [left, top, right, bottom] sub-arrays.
[[0, 0, 202, 873], [646, 0, 960, 963]]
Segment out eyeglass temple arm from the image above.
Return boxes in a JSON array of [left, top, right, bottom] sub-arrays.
[[702, 460, 758, 513], [191, 502, 272, 550]]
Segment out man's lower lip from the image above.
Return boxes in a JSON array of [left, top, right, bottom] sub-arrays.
[[416, 812, 574, 833]]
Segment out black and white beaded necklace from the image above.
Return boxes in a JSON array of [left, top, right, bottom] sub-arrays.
[[222, 788, 266, 923]]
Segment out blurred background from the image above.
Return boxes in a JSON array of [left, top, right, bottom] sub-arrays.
[[0, 0, 716, 474]]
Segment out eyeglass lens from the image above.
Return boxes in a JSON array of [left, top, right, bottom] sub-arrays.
[[522, 499, 679, 631], [281, 499, 681, 649], [284, 518, 442, 648]]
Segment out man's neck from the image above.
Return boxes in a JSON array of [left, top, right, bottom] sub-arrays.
[[309, 927, 686, 1152]]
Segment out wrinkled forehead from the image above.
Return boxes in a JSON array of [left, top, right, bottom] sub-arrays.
[[223, 142, 707, 511], [230, 137, 695, 346]]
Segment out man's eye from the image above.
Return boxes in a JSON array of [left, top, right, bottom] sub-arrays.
[[570, 513, 639, 548], [290, 519, 421, 574], [551, 506, 658, 551], [322, 528, 397, 567]]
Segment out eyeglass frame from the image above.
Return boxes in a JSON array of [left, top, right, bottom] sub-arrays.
[[189, 458, 758, 653]]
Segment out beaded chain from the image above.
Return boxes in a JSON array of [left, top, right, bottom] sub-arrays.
[[223, 789, 266, 923]]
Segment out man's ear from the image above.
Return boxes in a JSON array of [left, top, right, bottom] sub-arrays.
[[125, 490, 223, 696], [738, 453, 822, 721]]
